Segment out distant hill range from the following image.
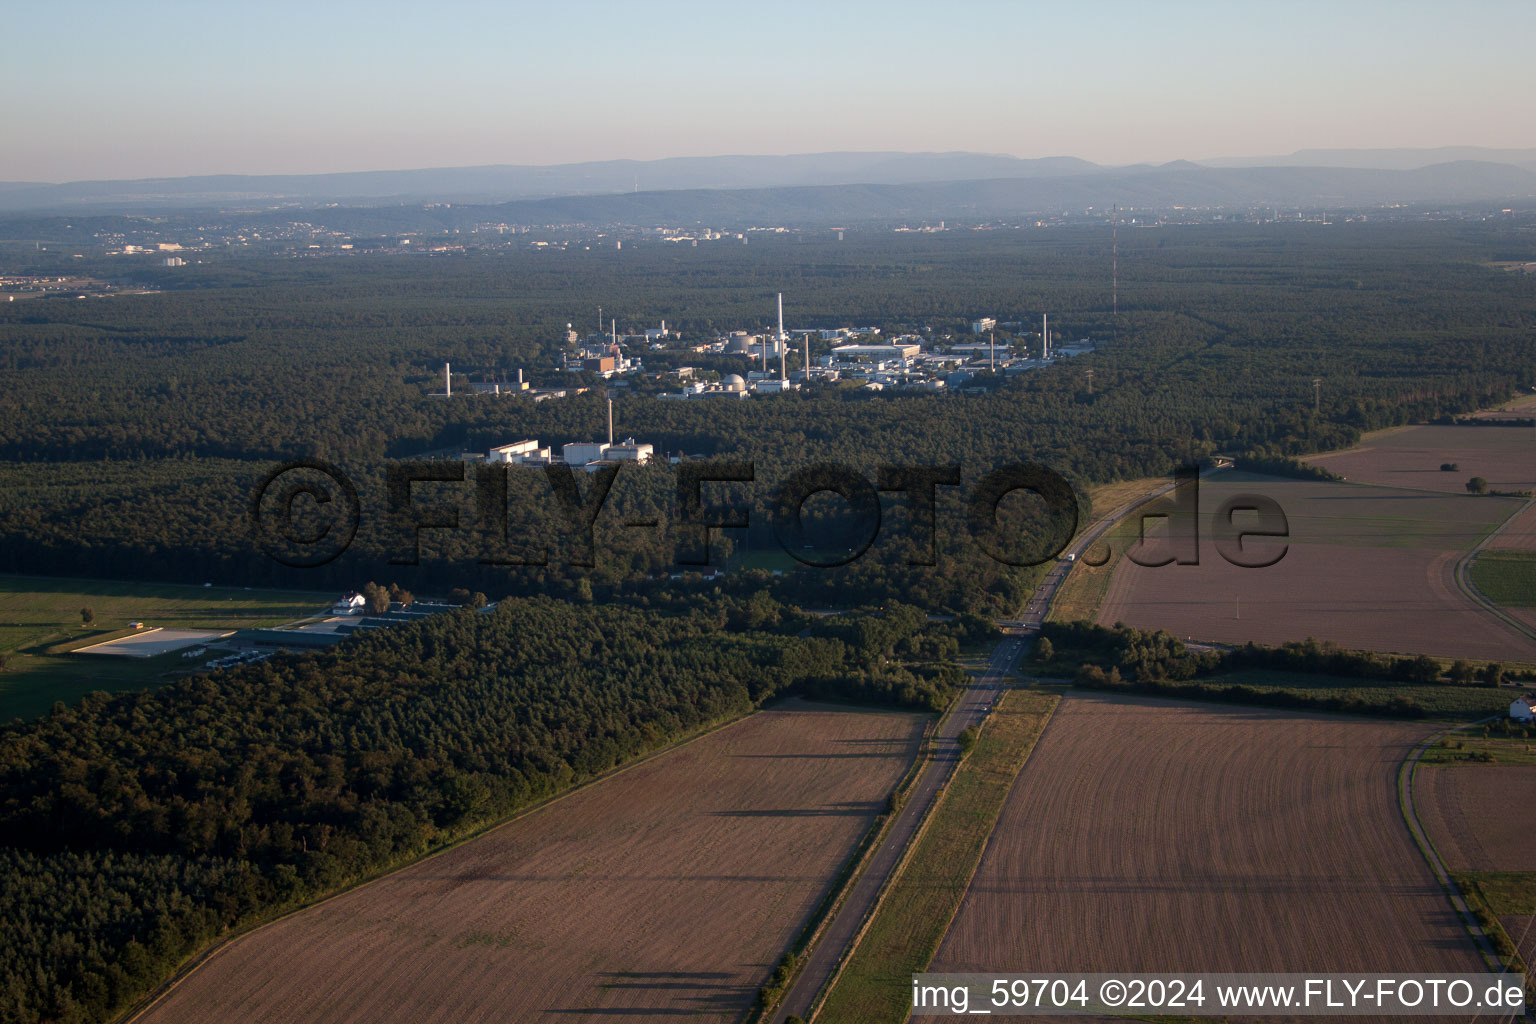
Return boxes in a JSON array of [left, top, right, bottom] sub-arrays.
[[1, 148, 1534, 222]]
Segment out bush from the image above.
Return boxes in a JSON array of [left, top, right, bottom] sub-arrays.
[[957, 726, 979, 758]]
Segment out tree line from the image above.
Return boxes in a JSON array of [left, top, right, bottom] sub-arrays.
[[0, 594, 958, 1024]]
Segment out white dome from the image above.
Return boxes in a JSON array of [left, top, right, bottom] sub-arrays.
[[722, 373, 746, 391]]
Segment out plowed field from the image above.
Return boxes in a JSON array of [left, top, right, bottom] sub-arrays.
[[933, 695, 1482, 979], [135, 704, 924, 1024]]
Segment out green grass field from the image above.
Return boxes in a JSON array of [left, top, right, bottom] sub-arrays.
[[0, 575, 330, 721], [1471, 550, 1536, 607], [1456, 872, 1536, 917], [1420, 732, 1536, 765], [814, 689, 1059, 1024], [1452, 871, 1536, 990]]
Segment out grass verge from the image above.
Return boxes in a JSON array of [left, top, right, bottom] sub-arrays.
[[1046, 479, 1166, 625], [1451, 871, 1536, 1006], [813, 688, 1059, 1024]]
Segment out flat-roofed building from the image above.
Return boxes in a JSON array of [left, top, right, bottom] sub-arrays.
[[487, 440, 549, 463], [604, 438, 654, 463], [562, 441, 608, 466], [831, 342, 921, 361]]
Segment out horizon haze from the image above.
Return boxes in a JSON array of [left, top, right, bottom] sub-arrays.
[[6, 0, 1535, 182]]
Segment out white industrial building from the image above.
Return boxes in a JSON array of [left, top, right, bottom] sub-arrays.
[[562, 441, 609, 466], [831, 342, 922, 361], [604, 438, 654, 463], [486, 439, 549, 463]]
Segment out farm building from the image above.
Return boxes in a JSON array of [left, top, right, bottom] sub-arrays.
[[332, 592, 366, 615], [1511, 695, 1536, 723]]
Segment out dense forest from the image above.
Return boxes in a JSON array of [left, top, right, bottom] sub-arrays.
[[2, 221, 1535, 1021], [2, 222, 1533, 614], [0, 594, 963, 1023]]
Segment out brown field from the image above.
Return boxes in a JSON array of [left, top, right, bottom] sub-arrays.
[[1306, 424, 1536, 495], [931, 695, 1483, 981], [1506, 916, 1536, 967], [1489, 499, 1536, 552], [1415, 765, 1536, 871], [1095, 474, 1534, 661], [135, 704, 925, 1024]]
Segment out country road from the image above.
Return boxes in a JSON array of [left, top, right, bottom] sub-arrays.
[[772, 469, 1208, 1022], [769, 634, 1024, 1023]]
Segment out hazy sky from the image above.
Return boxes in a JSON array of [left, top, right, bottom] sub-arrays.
[[6, 0, 1533, 182]]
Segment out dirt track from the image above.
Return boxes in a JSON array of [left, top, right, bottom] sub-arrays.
[[135, 704, 924, 1024], [932, 695, 1483, 980]]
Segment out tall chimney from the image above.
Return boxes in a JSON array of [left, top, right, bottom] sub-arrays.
[[804, 334, 810, 382], [778, 293, 787, 382], [517, 367, 523, 384], [607, 397, 614, 446], [1042, 313, 1049, 360], [989, 332, 995, 372], [445, 361, 451, 397]]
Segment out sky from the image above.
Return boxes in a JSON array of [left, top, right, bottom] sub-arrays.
[[5, 0, 1534, 182]]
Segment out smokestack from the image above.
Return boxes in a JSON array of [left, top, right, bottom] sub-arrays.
[[607, 397, 614, 446], [777, 292, 784, 342], [989, 332, 995, 372], [804, 334, 810, 381], [1042, 313, 1049, 360], [445, 361, 451, 397], [517, 367, 523, 384], [611, 319, 616, 346]]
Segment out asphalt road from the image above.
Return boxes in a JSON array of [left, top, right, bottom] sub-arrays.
[[771, 634, 1026, 1023], [772, 472, 1203, 1022]]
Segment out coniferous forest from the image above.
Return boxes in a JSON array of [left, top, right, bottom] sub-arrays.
[[2, 223, 1534, 613], [1, 220, 1535, 1021], [0, 594, 962, 1022]]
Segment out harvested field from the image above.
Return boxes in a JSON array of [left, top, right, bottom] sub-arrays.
[[932, 695, 1483, 981], [1505, 916, 1536, 968], [1096, 474, 1533, 661], [1415, 765, 1536, 871], [1488, 499, 1536, 551], [135, 704, 925, 1024], [1306, 424, 1536, 495]]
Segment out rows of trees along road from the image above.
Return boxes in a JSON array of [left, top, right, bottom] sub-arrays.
[[0, 594, 964, 1024], [2, 222, 1533, 612]]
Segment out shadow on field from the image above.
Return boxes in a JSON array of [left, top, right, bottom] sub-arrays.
[[968, 875, 1445, 896], [730, 751, 901, 759], [711, 800, 881, 818], [549, 971, 752, 1017]]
